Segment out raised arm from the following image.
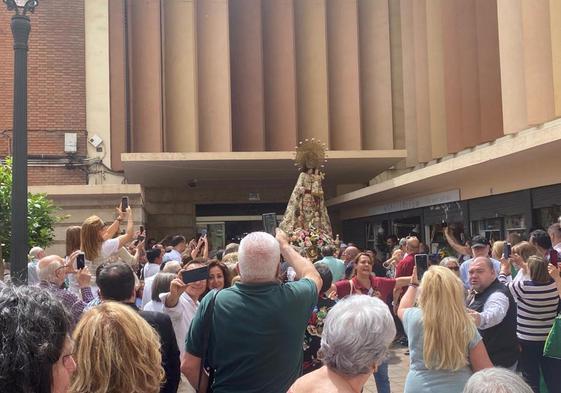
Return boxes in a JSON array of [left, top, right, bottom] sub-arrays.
[[103, 207, 127, 240], [397, 266, 418, 320], [117, 207, 134, 249], [444, 227, 472, 257], [276, 229, 322, 293]]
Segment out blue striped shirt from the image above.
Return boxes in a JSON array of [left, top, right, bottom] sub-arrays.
[[498, 273, 560, 341]]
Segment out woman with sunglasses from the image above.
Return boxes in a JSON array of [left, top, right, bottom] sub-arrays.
[[440, 257, 460, 277]]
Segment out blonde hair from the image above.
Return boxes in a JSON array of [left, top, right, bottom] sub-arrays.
[[512, 241, 537, 262], [66, 225, 81, 257], [81, 216, 105, 261], [70, 302, 164, 393], [527, 255, 550, 283], [491, 241, 505, 260], [418, 266, 477, 371]]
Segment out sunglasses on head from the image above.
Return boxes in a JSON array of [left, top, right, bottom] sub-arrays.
[[448, 266, 459, 271]]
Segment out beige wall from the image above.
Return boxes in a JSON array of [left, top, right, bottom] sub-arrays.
[[96, 0, 561, 173]]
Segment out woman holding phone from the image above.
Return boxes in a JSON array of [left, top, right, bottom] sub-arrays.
[[398, 266, 493, 393], [80, 201, 135, 283]]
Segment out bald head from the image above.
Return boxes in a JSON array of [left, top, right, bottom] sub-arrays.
[[37, 255, 65, 284], [341, 246, 359, 263], [162, 260, 181, 274], [406, 237, 420, 254]]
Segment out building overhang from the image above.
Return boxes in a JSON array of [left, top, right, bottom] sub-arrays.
[[327, 118, 561, 220], [121, 150, 407, 188]]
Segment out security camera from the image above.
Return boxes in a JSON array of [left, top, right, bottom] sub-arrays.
[[187, 179, 198, 188], [88, 134, 103, 148]]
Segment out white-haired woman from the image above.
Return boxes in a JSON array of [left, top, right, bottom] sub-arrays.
[[463, 368, 533, 393], [289, 295, 396, 393]]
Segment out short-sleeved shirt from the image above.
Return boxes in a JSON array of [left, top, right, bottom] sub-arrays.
[[186, 279, 317, 393], [403, 307, 481, 393], [315, 256, 346, 282], [335, 276, 397, 304]]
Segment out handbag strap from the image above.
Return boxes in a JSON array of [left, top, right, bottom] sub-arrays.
[[197, 289, 219, 392]]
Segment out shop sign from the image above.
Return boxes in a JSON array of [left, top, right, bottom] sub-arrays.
[[367, 189, 460, 216]]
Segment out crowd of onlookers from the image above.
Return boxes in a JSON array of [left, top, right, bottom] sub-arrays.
[[1, 203, 560, 393]]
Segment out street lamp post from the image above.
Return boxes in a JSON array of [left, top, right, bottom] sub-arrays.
[[3, 0, 39, 284]]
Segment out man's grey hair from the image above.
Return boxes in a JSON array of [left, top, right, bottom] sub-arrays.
[[37, 255, 64, 282], [463, 368, 533, 393], [162, 260, 181, 274], [238, 232, 280, 283], [319, 295, 396, 376], [440, 257, 459, 267]]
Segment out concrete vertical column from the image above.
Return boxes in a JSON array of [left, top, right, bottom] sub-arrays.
[[85, 0, 113, 166], [389, 0, 405, 151], [400, 0, 418, 165], [412, 0, 431, 163], [358, 0, 393, 150], [550, 0, 561, 117], [475, 0, 503, 143], [326, 0, 361, 150], [521, 0, 555, 125], [129, 0, 164, 152], [294, 0, 330, 146], [163, 0, 198, 152], [262, 0, 298, 151], [496, 0, 527, 134], [229, 0, 265, 151], [442, 0, 464, 153], [197, 0, 232, 152], [425, 0, 447, 159], [456, 0, 480, 149], [108, 0, 126, 170]]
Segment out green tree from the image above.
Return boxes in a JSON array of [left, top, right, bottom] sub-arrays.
[[0, 157, 64, 263]]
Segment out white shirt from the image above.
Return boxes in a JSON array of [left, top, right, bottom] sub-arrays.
[[143, 300, 164, 313], [163, 249, 182, 263], [27, 260, 39, 286], [476, 291, 509, 330], [141, 274, 156, 308], [160, 292, 199, 355], [143, 263, 160, 280]]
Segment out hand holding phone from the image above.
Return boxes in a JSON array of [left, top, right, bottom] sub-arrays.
[[503, 242, 511, 259], [414, 254, 429, 281], [76, 253, 86, 270], [181, 266, 209, 284], [121, 196, 129, 212]]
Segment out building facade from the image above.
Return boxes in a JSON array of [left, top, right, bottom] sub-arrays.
[[0, 0, 560, 256]]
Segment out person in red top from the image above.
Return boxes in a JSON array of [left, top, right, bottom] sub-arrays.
[[336, 252, 410, 304], [395, 236, 420, 278]]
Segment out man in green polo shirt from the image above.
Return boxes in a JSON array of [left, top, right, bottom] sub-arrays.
[[182, 230, 322, 393], [315, 245, 346, 282]]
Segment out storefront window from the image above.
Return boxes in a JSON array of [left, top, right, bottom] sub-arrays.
[[504, 214, 527, 239], [533, 207, 561, 230], [471, 218, 503, 242]]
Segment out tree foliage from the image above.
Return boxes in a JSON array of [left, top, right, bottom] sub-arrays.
[[0, 157, 63, 263]]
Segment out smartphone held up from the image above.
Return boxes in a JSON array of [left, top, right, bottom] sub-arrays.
[[415, 254, 429, 281], [181, 266, 209, 284]]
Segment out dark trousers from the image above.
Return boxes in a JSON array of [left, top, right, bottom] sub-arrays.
[[519, 340, 561, 393]]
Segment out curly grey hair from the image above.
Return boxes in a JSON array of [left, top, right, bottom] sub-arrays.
[[318, 295, 396, 375], [463, 368, 533, 393]]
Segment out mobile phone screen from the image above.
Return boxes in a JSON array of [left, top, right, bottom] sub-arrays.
[[76, 253, 85, 270], [181, 266, 209, 284], [503, 243, 511, 259], [121, 196, 129, 212], [415, 254, 429, 281], [262, 213, 277, 236]]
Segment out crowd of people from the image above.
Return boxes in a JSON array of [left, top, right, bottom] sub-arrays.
[[1, 203, 560, 393]]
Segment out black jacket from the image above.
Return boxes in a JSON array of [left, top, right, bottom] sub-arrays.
[[467, 279, 518, 368], [127, 304, 181, 393]]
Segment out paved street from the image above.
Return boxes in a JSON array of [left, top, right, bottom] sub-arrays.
[[363, 344, 410, 393]]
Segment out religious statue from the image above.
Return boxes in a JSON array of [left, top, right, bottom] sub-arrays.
[[280, 139, 334, 260]]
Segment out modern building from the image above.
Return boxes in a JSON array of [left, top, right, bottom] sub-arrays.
[[0, 0, 560, 256]]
